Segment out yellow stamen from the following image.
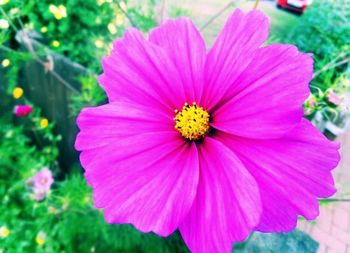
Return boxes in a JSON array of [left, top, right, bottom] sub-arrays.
[[174, 102, 210, 141]]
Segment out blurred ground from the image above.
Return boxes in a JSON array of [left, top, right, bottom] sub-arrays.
[[173, 0, 298, 46], [299, 131, 350, 253]]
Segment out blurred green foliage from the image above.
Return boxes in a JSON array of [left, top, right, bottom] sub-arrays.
[[286, 0, 349, 61], [280, 0, 350, 124], [1, 0, 157, 71]]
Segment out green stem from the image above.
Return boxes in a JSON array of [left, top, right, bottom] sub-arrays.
[[322, 198, 350, 202]]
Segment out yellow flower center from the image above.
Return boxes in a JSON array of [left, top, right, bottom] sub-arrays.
[[174, 102, 210, 141]]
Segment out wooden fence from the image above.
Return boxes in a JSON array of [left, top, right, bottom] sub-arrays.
[[16, 33, 91, 171]]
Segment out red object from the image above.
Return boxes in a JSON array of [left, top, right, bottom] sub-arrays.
[[277, 0, 312, 13], [14, 105, 33, 117]]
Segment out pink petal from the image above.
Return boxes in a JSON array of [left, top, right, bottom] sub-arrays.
[[216, 119, 340, 232], [180, 138, 261, 253], [75, 100, 173, 151], [203, 9, 269, 110], [86, 141, 199, 236], [75, 101, 199, 236], [149, 18, 206, 104], [100, 28, 187, 113], [212, 44, 313, 139]]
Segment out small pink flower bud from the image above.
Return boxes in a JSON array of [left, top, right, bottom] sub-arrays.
[[14, 105, 33, 117]]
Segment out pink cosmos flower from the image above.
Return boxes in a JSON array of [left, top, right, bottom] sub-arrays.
[[75, 9, 340, 253], [14, 105, 33, 117], [27, 168, 54, 201], [32, 167, 54, 191]]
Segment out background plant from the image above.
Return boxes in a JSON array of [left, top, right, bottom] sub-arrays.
[[279, 0, 350, 127]]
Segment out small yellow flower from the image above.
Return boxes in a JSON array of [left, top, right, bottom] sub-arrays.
[[95, 17, 102, 24], [0, 0, 9, 6], [0, 226, 10, 238], [83, 195, 90, 204], [40, 118, 49, 129], [1, 58, 10, 67], [35, 231, 46, 246], [10, 8, 19, 15], [49, 6, 58, 16], [0, 19, 9, 29], [52, 40, 60, 47], [107, 23, 117, 35], [49, 4, 67, 20], [119, 1, 127, 11], [24, 22, 34, 29], [97, 0, 105, 6], [94, 39, 104, 48], [48, 206, 58, 215], [12, 87, 23, 99], [40, 26, 48, 33], [116, 14, 124, 26]]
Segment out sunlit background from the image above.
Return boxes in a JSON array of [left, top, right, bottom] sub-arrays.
[[0, 0, 349, 252]]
